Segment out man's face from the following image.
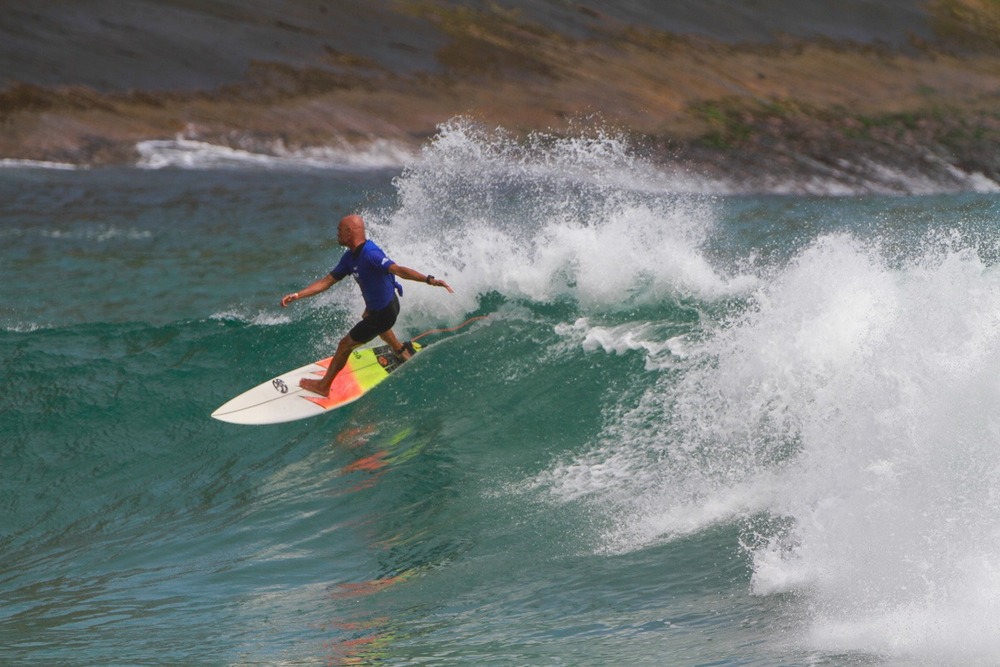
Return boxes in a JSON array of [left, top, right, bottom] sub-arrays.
[[337, 221, 350, 246]]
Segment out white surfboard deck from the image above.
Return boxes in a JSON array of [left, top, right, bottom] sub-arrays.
[[211, 343, 419, 425]]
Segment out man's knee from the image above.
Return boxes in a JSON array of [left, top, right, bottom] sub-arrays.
[[336, 334, 362, 355]]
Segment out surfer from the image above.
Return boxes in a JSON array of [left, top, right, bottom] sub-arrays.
[[280, 214, 453, 396]]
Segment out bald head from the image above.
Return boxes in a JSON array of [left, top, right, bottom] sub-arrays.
[[337, 214, 366, 249]]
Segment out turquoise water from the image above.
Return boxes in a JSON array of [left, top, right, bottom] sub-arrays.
[[4, 125, 1000, 666]]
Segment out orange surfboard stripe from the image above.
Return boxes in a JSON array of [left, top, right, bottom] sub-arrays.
[[302, 357, 365, 409], [299, 343, 420, 412]]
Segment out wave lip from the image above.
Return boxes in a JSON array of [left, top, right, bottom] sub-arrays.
[[135, 137, 414, 171]]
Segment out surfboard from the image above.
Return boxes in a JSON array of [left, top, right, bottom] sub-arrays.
[[211, 342, 422, 425]]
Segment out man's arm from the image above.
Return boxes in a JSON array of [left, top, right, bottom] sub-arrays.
[[388, 264, 454, 293], [281, 274, 338, 307]]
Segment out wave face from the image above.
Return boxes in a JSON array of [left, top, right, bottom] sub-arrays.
[[4, 123, 1000, 666]]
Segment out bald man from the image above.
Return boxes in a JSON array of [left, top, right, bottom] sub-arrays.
[[281, 214, 453, 397]]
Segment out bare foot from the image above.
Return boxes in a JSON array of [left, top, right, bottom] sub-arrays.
[[300, 377, 330, 396]]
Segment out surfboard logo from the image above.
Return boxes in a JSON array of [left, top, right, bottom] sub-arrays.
[[272, 378, 289, 394]]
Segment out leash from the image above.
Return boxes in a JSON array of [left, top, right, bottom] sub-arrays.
[[412, 315, 490, 343]]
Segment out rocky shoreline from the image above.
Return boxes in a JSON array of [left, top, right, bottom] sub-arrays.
[[2, 1, 999, 193]]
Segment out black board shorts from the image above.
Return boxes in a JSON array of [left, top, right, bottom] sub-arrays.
[[349, 295, 400, 344]]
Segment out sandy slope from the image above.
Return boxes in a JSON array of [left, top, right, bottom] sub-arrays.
[[1, 1, 998, 190]]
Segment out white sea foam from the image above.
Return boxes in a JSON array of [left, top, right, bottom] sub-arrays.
[[746, 152, 1000, 196], [210, 308, 292, 327], [40, 226, 153, 242], [554, 317, 685, 371], [1, 320, 43, 333], [0, 158, 81, 170], [531, 226, 1000, 663], [135, 137, 413, 171], [364, 120, 756, 318]]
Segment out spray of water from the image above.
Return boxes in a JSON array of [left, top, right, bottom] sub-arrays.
[[365, 120, 752, 319], [540, 227, 1000, 663], [354, 119, 1000, 661]]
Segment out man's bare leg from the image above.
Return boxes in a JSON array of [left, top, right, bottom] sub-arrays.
[[379, 328, 412, 360], [300, 334, 362, 396]]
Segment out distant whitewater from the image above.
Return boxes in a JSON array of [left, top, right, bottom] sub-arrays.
[[0, 158, 81, 170], [135, 136, 414, 171], [129, 120, 1000, 197]]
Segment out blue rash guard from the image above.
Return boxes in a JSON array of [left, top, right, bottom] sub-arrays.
[[330, 240, 402, 311]]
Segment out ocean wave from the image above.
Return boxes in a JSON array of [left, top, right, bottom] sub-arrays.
[[40, 226, 154, 242], [209, 308, 292, 327], [135, 137, 414, 171], [1, 320, 43, 333], [553, 317, 688, 371], [531, 227, 1000, 662], [0, 158, 81, 171], [733, 152, 1000, 197]]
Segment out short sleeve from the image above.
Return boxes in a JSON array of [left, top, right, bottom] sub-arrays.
[[366, 244, 395, 273], [330, 251, 352, 280]]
